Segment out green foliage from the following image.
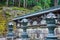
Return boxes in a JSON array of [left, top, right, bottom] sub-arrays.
[[0, 7, 3, 10], [0, 0, 51, 9], [20, 0, 23, 5], [0, 11, 7, 36], [5, 12, 11, 18], [9, 0, 13, 5], [27, 0, 36, 7], [50, 0, 54, 6], [38, 0, 51, 9], [33, 6, 42, 11], [12, 7, 26, 10], [58, 0, 60, 5], [0, 0, 6, 6]]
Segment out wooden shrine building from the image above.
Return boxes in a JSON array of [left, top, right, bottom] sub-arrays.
[[12, 5, 60, 40], [13, 5, 60, 27]]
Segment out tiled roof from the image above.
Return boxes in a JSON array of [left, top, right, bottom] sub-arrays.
[[13, 5, 60, 20]]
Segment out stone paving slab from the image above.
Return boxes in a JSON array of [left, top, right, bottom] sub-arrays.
[[15, 38, 22, 40], [0, 38, 6, 40]]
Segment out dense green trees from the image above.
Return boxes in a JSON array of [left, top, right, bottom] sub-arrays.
[[0, 0, 60, 9], [0, 0, 51, 9], [0, 0, 6, 6]]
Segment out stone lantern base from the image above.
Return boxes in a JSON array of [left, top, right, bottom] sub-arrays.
[[6, 37, 14, 40], [45, 34, 57, 40], [46, 37, 57, 40]]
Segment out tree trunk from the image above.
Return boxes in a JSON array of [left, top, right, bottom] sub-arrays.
[[36, 0, 39, 2], [0, 0, 2, 2], [25, 0, 27, 8], [35, 0, 39, 3], [18, 0, 20, 7], [6, 0, 9, 6], [54, 0, 58, 6], [23, 0, 26, 8], [13, 0, 14, 6]]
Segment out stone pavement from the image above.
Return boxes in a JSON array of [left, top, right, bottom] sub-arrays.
[[0, 38, 6, 40]]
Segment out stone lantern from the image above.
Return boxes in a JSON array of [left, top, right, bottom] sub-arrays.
[[45, 12, 57, 40], [20, 18, 29, 40], [7, 21, 14, 40]]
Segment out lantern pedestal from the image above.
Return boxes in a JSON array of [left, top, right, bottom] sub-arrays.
[[45, 18, 57, 40], [21, 26, 29, 40], [46, 33, 57, 40]]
